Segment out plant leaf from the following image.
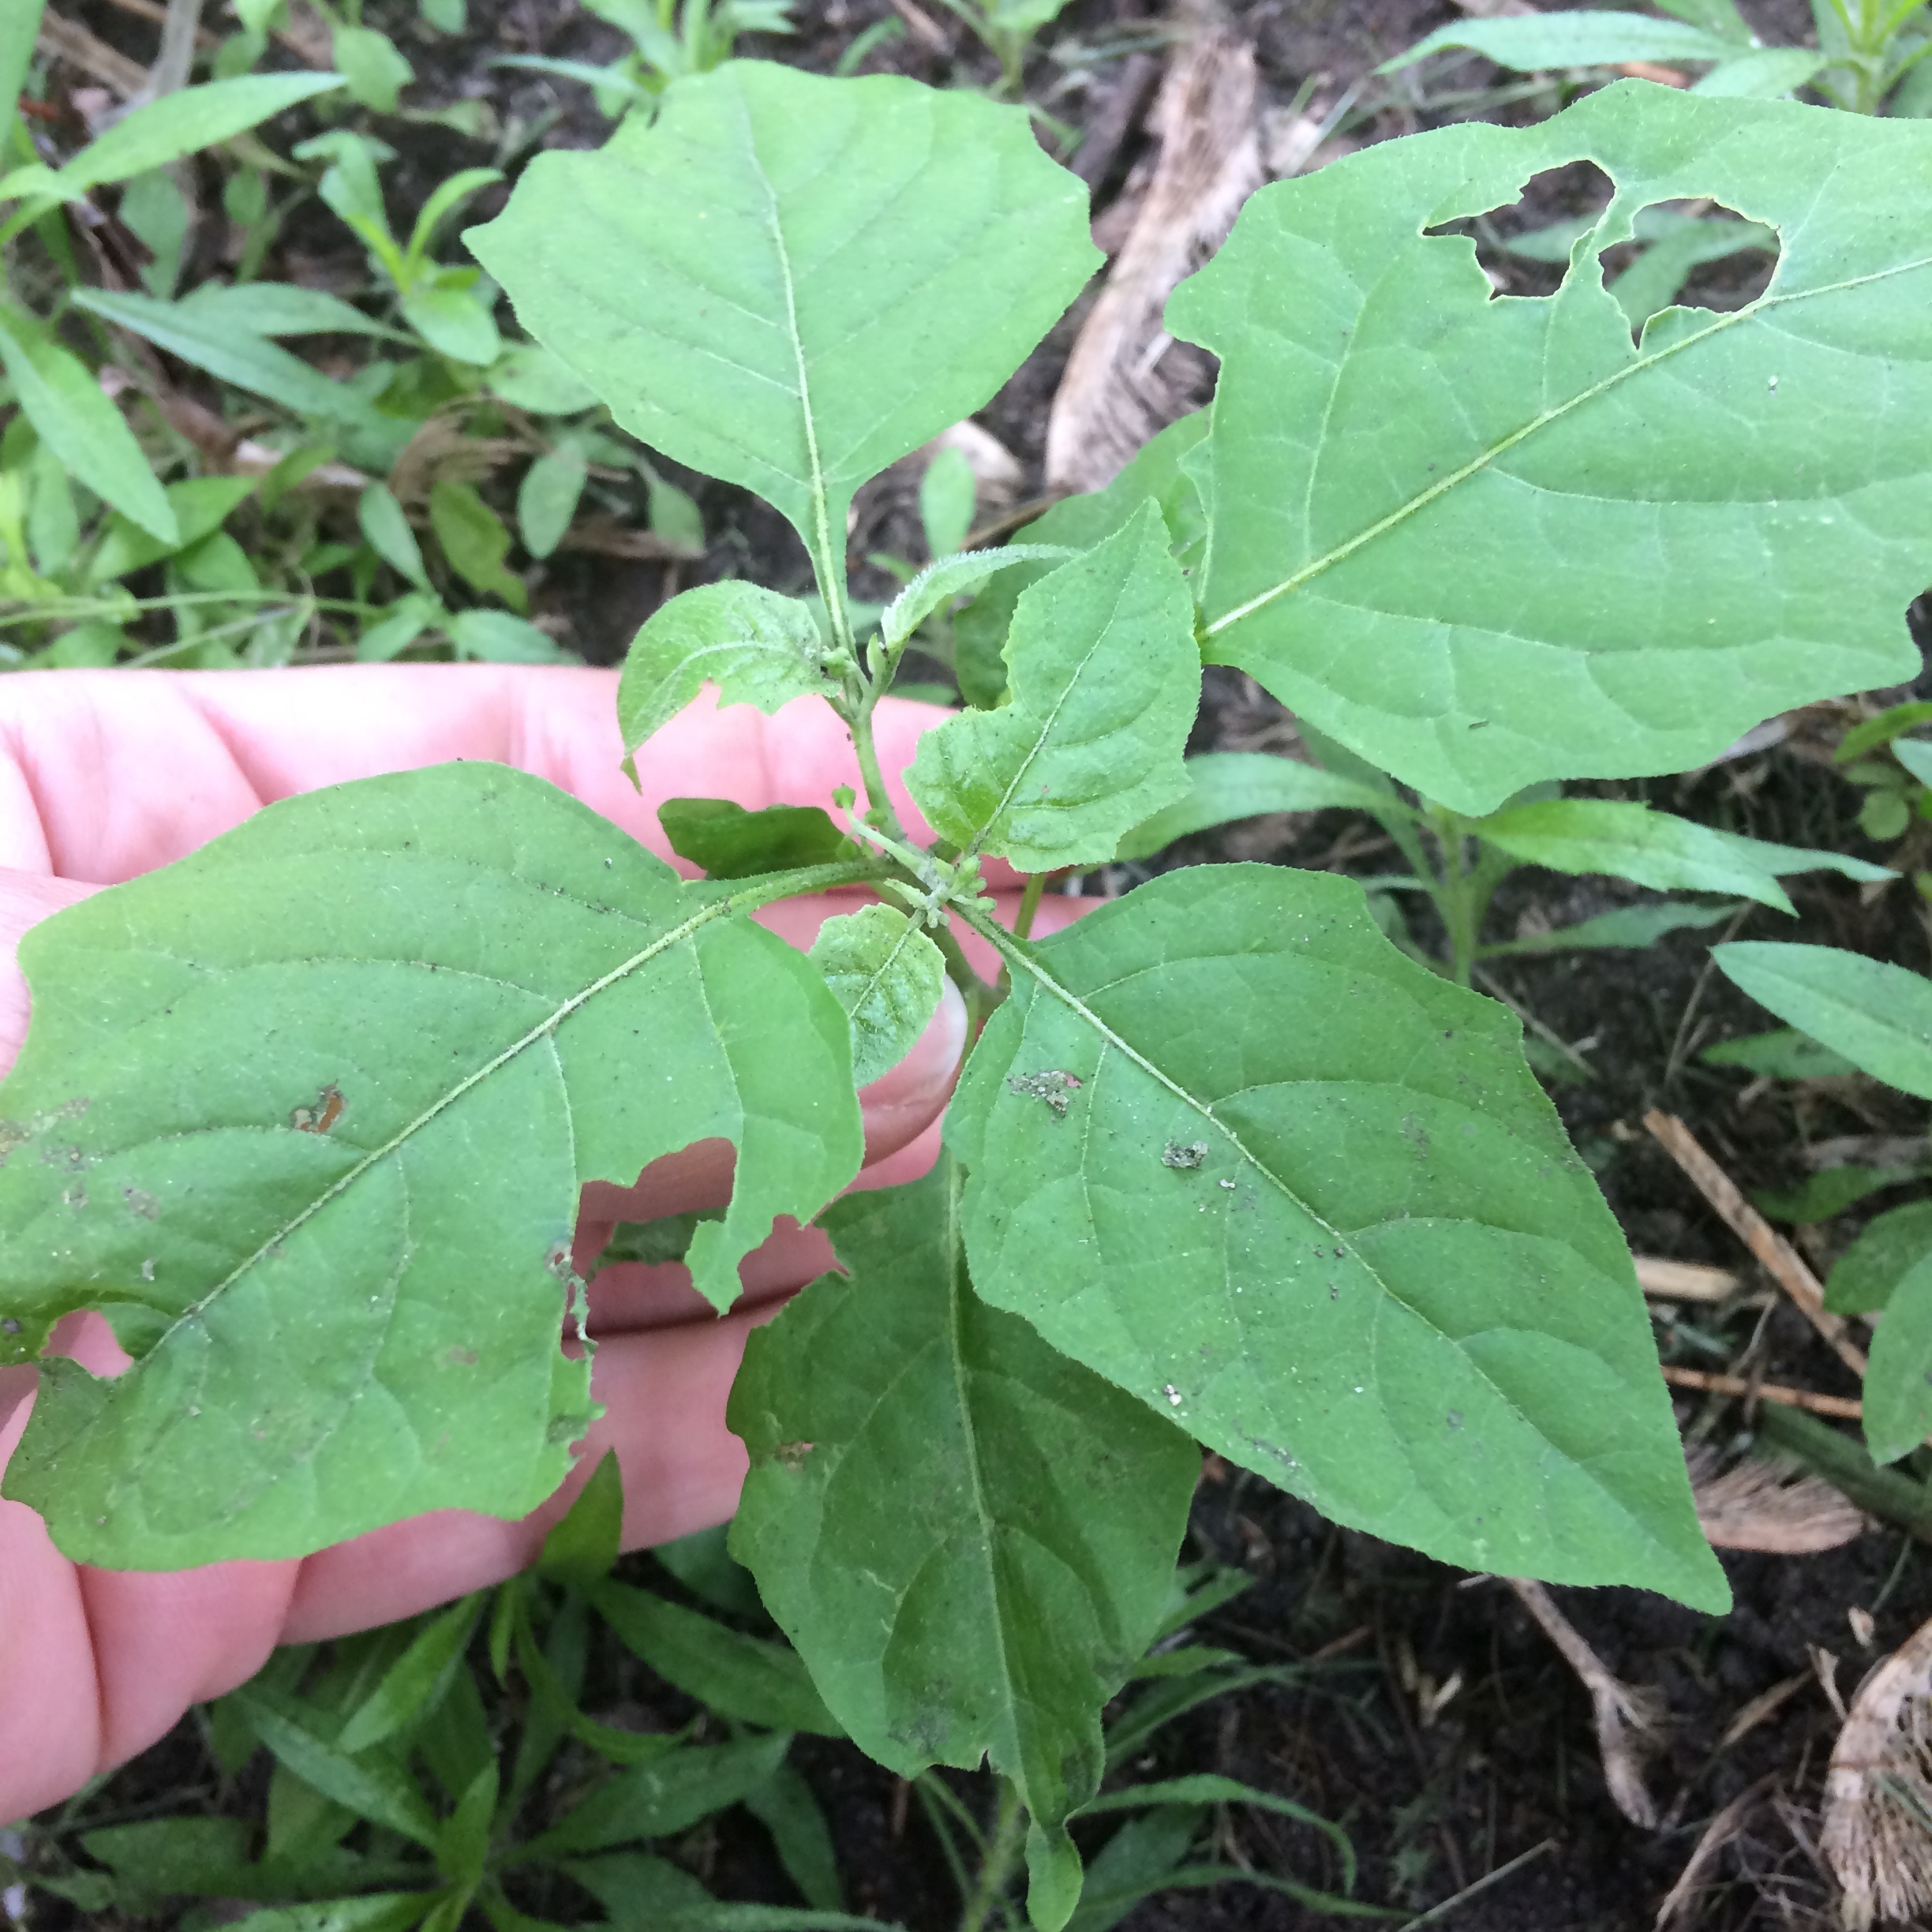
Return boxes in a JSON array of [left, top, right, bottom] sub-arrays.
[[947, 864, 1728, 1610], [0, 305, 177, 545], [1702, 1025, 1860, 1080], [466, 62, 1097, 612], [359, 483, 431, 591], [809, 905, 946, 1086], [1827, 1201, 1932, 1315], [332, 25, 414, 112], [336, 1593, 484, 1754], [1691, 47, 1829, 95], [0, 763, 862, 1567], [1481, 897, 1739, 957], [1116, 750, 1413, 862], [660, 799, 848, 881], [538, 1447, 625, 1592], [45, 73, 346, 197], [429, 480, 525, 611], [1862, 1245, 1932, 1463], [1382, 12, 1744, 73], [177, 280, 410, 341], [905, 504, 1198, 871], [1173, 85, 1932, 814], [878, 543, 1076, 657], [590, 1579, 843, 1735], [1713, 942, 1932, 1099], [509, 1731, 794, 1862], [237, 1691, 440, 1847], [728, 1167, 1200, 1858], [518, 445, 588, 561], [618, 582, 842, 767], [1473, 799, 1892, 912], [954, 413, 1208, 711]]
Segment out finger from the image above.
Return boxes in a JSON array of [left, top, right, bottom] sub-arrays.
[[0, 669, 953, 885]]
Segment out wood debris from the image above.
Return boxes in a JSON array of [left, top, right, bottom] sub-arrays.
[[1636, 1255, 1742, 1302], [1663, 1365, 1863, 1421], [1653, 1777, 1778, 1930], [1686, 1444, 1864, 1554], [1044, 6, 1260, 495], [1823, 1613, 1932, 1928], [1507, 1577, 1663, 1828]]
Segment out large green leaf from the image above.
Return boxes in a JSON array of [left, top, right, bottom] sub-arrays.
[[1713, 942, 1932, 1099], [905, 505, 1199, 872], [947, 864, 1727, 1610], [1116, 750, 1411, 862], [468, 62, 1097, 619], [0, 764, 862, 1567], [728, 1167, 1199, 1899], [1383, 11, 1747, 73], [1171, 85, 1932, 814]]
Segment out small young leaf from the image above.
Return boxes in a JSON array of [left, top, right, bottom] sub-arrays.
[[444, 609, 572, 663], [878, 542, 1076, 657], [809, 905, 946, 1086], [617, 582, 842, 764], [359, 483, 430, 590], [358, 594, 440, 663], [537, 1447, 624, 1593], [591, 1579, 842, 1734], [429, 480, 526, 610], [333, 24, 414, 112], [80, 1817, 256, 1898], [468, 62, 1097, 604], [1895, 740, 1932, 788], [644, 474, 706, 556], [519, 446, 588, 560], [728, 1167, 1199, 1857], [75, 289, 391, 431], [42, 73, 346, 197], [1713, 943, 1932, 1099], [954, 412, 1208, 710], [1066, 1807, 1204, 1932], [919, 444, 976, 561], [237, 1691, 441, 1847], [1827, 1200, 1932, 1315], [1751, 1166, 1921, 1226], [1116, 750, 1411, 861], [906, 504, 1198, 871], [1382, 11, 1743, 73], [1481, 897, 1739, 958], [336, 1593, 484, 1754], [1028, 1822, 1084, 1932], [0, 764, 863, 1566], [743, 1762, 842, 1911], [948, 864, 1728, 1611], [509, 1732, 794, 1862], [401, 283, 501, 366], [1702, 1025, 1861, 1080], [660, 799, 848, 881], [1862, 1248, 1932, 1464], [1174, 85, 1932, 814], [1473, 799, 1892, 912], [0, 305, 176, 544], [436, 1759, 498, 1884]]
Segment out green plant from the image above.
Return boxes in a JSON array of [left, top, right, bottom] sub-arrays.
[[12, 1455, 1367, 1927], [1710, 943, 1932, 1463], [499, 0, 796, 119], [1383, 0, 1932, 115], [1833, 699, 1932, 877], [12, 59, 1932, 1923]]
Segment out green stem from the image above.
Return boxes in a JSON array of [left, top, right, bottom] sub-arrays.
[[1425, 806, 1488, 987], [958, 1777, 1027, 1932], [1013, 871, 1046, 942]]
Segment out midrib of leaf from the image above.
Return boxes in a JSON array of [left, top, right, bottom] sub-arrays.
[[741, 100, 849, 660], [966, 569, 1133, 859], [963, 908, 1653, 1518], [853, 915, 923, 1015], [1200, 250, 1932, 639], [941, 1158, 1026, 1760], [159, 858, 873, 1350]]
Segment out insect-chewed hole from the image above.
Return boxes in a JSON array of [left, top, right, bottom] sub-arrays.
[[1426, 160, 1617, 299], [1599, 197, 1780, 343]]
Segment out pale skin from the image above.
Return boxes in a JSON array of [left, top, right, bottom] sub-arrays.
[[0, 664, 1080, 1825]]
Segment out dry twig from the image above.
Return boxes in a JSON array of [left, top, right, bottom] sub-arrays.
[[1643, 1110, 1867, 1378], [1636, 1255, 1743, 1302], [1662, 1365, 1863, 1421], [1654, 1777, 1778, 1930], [1043, 6, 1260, 492], [1824, 1612, 1932, 1929], [1507, 1576, 1663, 1828]]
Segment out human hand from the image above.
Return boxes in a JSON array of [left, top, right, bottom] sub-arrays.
[[0, 663, 1080, 1822]]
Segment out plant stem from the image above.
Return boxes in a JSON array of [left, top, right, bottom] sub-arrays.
[[957, 1777, 1027, 1932], [1013, 871, 1045, 942]]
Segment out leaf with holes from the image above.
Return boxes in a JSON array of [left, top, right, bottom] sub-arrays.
[[467, 61, 1097, 635], [728, 1166, 1199, 1910], [905, 504, 1199, 872], [947, 864, 1728, 1611], [0, 763, 862, 1567], [1172, 83, 1932, 814]]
